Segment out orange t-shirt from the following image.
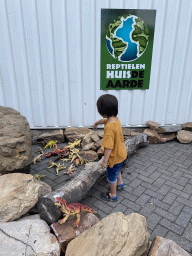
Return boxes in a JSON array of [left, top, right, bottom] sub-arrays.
[[101, 117, 127, 168]]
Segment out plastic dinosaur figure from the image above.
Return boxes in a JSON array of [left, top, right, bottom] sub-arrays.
[[75, 158, 80, 166], [33, 174, 46, 180], [60, 148, 70, 158], [55, 197, 97, 227], [69, 149, 79, 162], [63, 164, 76, 176], [75, 156, 88, 166], [32, 153, 44, 164], [65, 139, 81, 149], [48, 161, 66, 175], [68, 148, 85, 165], [44, 140, 58, 149], [61, 158, 70, 163], [45, 145, 63, 158]]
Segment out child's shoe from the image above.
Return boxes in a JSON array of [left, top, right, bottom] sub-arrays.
[[100, 192, 118, 202], [117, 183, 125, 190]]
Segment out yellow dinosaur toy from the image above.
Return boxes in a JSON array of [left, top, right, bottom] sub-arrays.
[[32, 153, 44, 164], [63, 164, 76, 175], [44, 140, 58, 149], [48, 161, 66, 175], [61, 158, 70, 163], [34, 174, 46, 180], [65, 139, 81, 149]]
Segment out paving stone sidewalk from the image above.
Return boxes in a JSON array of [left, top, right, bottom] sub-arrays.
[[31, 140, 192, 254]]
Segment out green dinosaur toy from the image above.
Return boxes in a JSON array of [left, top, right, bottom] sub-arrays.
[[44, 140, 58, 149]]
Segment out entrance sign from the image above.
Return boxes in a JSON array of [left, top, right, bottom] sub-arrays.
[[101, 9, 156, 90]]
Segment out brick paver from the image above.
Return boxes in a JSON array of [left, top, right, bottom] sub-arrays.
[[31, 140, 192, 254]]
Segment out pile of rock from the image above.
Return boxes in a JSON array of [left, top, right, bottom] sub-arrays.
[[32, 126, 146, 163], [143, 121, 192, 144], [64, 128, 104, 161]]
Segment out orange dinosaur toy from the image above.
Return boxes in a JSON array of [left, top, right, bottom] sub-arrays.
[[45, 145, 63, 158], [55, 197, 97, 227]]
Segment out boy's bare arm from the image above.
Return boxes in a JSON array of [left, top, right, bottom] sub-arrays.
[[101, 148, 112, 168], [92, 119, 105, 129]]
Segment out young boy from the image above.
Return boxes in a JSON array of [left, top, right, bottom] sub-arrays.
[[92, 94, 127, 202]]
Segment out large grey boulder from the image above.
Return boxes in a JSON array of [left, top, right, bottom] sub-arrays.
[[0, 219, 61, 255], [0, 106, 32, 173], [0, 173, 43, 223], [16, 214, 41, 222], [65, 212, 150, 256], [28, 180, 52, 214]]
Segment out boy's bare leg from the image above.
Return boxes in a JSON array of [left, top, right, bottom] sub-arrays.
[[109, 182, 117, 197], [117, 172, 123, 186]]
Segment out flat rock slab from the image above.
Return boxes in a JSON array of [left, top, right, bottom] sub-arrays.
[[51, 212, 99, 249], [65, 212, 150, 256], [64, 128, 92, 142], [143, 129, 163, 144], [148, 236, 189, 256], [0, 219, 61, 255], [182, 122, 192, 131], [177, 130, 192, 143], [147, 121, 159, 130], [156, 125, 182, 133], [143, 129, 176, 143], [159, 133, 176, 142], [37, 129, 64, 143]]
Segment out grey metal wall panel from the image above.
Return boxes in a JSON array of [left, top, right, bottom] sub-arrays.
[[0, 0, 191, 128]]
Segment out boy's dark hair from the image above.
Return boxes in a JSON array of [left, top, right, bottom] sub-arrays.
[[97, 94, 118, 117]]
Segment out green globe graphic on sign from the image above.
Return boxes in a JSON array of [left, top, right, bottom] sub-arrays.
[[106, 15, 149, 62]]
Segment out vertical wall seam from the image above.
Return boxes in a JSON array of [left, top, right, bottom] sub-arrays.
[[35, 0, 47, 126], [105, 0, 111, 95], [152, 0, 168, 122], [162, 0, 181, 125], [50, 0, 59, 126], [109, 0, 111, 9], [94, 0, 96, 122], [80, 0, 84, 126], [0, 68, 6, 106], [174, 1, 192, 123], [137, 0, 140, 9], [20, 0, 35, 127], [128, 0, 138, 126], [64, 0, 72, 126], [141, 0, 154, 125], [186, 73, 192, 121], [4, 0, 20, 111]]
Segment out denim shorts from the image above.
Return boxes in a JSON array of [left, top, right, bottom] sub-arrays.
[[106, 160, 125, 183]]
